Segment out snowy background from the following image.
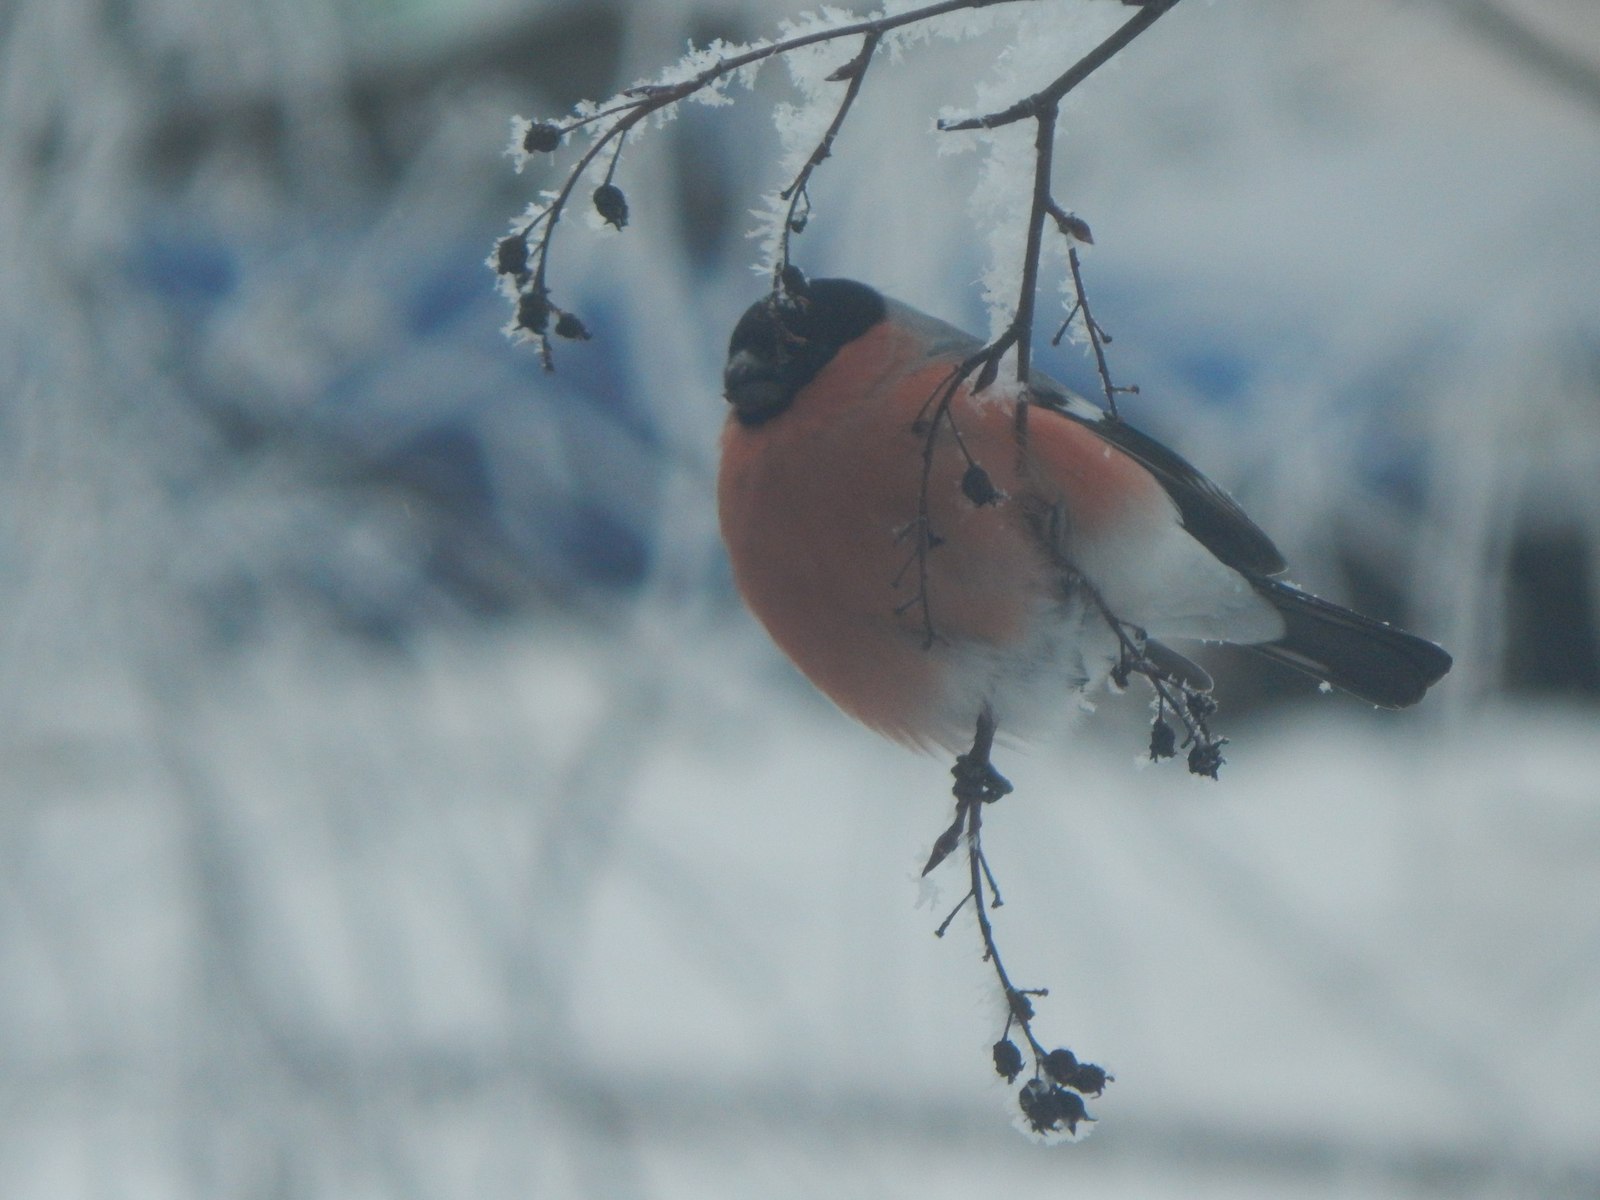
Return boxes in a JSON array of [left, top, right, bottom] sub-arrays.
[[2, 0, 1599, 1196]]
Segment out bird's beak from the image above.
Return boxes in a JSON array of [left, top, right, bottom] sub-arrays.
[[723, 349, 789, 423]]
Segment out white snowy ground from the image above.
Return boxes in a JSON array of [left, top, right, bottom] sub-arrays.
[[2, 614, 1595, 1199]]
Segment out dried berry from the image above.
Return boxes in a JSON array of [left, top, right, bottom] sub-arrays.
[[1067, 1061, 1110, 1096], [961, 463, 1000, 507], [1187, 739, 1226, 780], [593, 183, 629, 229], [516, 291, 550, 334], [779, 264, 809, 298], [1059, 212, 1094, 244], [495, 235, 529, 278], [1018, 1078, 1091, 1136], [1007, 989, 1035, 1023], [992, 1038, 1024, 1084], [554, 311, 591, 341], [1149, 715, 1176, 760], [522, 123, 562, 154], [1042, 1048, 1079, 1084]]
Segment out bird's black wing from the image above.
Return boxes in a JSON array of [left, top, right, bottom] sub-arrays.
[[1030, 387, 1288, 578], [878, 296, 1285, 577]]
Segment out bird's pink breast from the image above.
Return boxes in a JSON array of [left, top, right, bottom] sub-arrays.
[[718, 321, 1167, 747]]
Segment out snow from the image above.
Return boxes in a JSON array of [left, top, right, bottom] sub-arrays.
[[6, 615, 1593, 1197]]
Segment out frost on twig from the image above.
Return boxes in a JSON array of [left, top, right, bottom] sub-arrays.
[[492, 0, 1179, 369], [492, 0, 1008, 367]]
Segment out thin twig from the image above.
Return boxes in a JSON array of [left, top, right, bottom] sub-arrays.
[[1075, 574, 1227, 775], [775, 31, 883, 288], [511, 0, 1183, 379], [897, 347, 1011, 648], [1056, 240, 1135, 419], [1010, 101, 1058, 386], [936, 0, 1182, 389], [938, 0, 1182, 133], [966, 796, 1050, 1061], [937, 711, 1048, 1063], [513, 0, 1029, 358]]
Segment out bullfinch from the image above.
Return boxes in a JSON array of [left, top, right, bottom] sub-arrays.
[[718, 278, 1451, 753]]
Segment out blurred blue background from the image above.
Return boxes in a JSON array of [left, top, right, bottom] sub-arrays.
[[2, 0, 1598, 1196]]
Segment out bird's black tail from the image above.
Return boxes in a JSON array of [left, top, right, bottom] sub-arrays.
[[1245, 579, 1452, 708]]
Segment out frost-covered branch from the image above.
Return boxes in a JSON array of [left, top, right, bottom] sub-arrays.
[[495, 0, 1182, 371], [494, 0, 1028, 367], [939, 0, 1179, 133], [773, 30, 882, 293], [922, 711, 1111, 1139], [937, 0, 1180, 387], [1053, 235, 1138, 420]]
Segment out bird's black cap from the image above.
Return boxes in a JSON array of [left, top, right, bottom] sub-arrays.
[[723, 277, 887, 426]]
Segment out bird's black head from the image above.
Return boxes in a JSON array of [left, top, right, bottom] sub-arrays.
[[723, 277, 887, 426]]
